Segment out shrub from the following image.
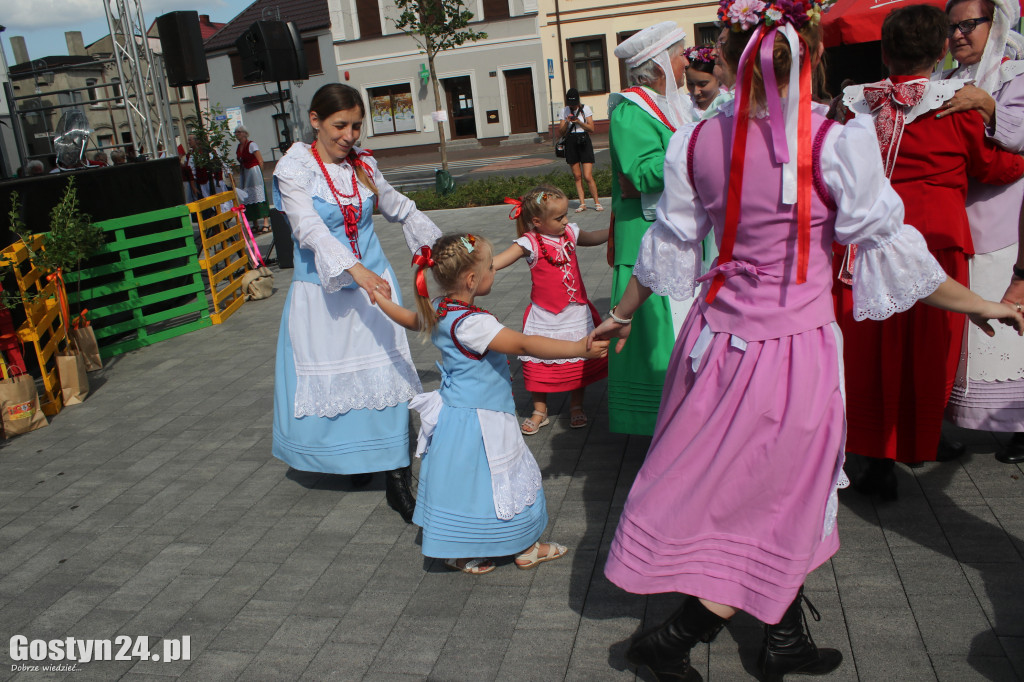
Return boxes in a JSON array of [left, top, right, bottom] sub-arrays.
[[397, 168, 613, 211]]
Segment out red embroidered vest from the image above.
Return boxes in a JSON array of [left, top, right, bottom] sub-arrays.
[[525, 228, 589, 315], [237, 140, 260, 169]]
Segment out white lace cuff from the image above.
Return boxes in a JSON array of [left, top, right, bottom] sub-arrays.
[[852, 226, 946, 321], [634, 224, 702, 300], [402, 209, 442, 253], [312, 233, 358, 292], [294, 362, 421, 418]]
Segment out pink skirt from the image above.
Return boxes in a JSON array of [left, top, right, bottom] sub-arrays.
[[604, 310, 845, 625]]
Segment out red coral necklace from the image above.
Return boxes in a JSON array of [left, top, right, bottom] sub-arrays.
[[310, 139, 362, 257]]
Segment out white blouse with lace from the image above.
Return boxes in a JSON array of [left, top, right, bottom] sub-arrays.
[[633, 112, 947, 322], [409, 313, 544, 521], [274, 143, 442, 418]]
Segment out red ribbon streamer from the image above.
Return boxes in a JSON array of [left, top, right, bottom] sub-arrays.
[[504, 197, 523, 220], [707, 28, 764, 304], [795, 37, 812, 285], [411, 245, 435, 298]]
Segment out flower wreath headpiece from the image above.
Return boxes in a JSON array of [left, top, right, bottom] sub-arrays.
[[684, 45, 717, 65], [717, 0, 824, 32], [702, 0, 825, 304]]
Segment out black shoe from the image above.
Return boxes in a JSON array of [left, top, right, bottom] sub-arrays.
[[759, 588, 842, 682], [852, 458, 897, 501], [626, 596, 728, 682], [996, 433, 1024, 464], [350, 473, 373, 488], [936, 434, 966, 462], [385, 466, 416, 523]]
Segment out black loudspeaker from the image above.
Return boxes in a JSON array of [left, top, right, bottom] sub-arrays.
[[156, 11, 210, 87], [269, 208, 294, 269], [235, 20, 308, 83]]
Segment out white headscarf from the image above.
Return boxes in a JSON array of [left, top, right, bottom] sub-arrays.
[[946, 0, 1021, 94], [614, 21, 694, 128]]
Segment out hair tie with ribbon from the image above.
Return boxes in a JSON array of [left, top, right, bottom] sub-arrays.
[[411, 245, 435, 298], [503, 197, 523, 220]]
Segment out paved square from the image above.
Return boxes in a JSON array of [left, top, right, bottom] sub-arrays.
[[0, 203, 1022, 680]]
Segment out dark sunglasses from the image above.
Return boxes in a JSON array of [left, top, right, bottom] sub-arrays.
[[948, 17, 990, 37]]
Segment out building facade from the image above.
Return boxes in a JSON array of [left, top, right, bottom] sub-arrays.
[[331, 0, 548, 151], [539, 0, 721, 125]]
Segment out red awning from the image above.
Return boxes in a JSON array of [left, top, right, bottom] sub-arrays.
[[822, 0, 949, 47]]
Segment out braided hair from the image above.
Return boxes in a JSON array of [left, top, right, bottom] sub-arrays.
[[414, 233, 493, 334], [514, 185, 568, 237]]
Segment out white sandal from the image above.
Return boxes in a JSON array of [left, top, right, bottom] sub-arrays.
[[521, 410, 549, 435], [515, 542, 568, 570]]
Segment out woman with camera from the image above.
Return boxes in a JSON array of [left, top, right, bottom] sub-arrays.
[[558, 88, 603, 213]]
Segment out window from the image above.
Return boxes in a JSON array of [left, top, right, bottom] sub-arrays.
[[483, 0, 509, 20], [616, 31, 638, 89], [367, 84, 417, 135], [694, 22, 720, 47], [567, 37, 608, 95], [177, 86, 190, 101], [85, 78, 98, 102], [303, 38, 323, 76], [356, 0, 382, 38]]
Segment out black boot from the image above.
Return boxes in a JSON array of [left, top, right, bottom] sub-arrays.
[[759, 588, 842, 682], [626, 596, 728, 682], [349, 473, 373, 489], [852, 458, 897, 501], [385, 466, 416, 523]]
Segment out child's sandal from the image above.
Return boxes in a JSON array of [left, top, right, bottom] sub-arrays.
[[569, 406, 588, 429], [444, 558, 496, 575], [521, 410, 549, 435], [515, 542, 568, 570], [574, 205, 587, 213], [594, 203, 605, 212]]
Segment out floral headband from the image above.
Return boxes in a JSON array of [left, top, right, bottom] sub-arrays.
[[718, 0, 824, 32], [684, 45, 716, 64]]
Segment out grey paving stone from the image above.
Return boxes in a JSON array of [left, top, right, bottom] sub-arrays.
[[177, 649, 254, 682]]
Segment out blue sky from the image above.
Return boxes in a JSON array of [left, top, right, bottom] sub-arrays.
[[2, 0, 253, 66]]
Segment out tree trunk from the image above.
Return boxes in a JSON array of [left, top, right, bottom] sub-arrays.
[[428, 49, 449, 173]]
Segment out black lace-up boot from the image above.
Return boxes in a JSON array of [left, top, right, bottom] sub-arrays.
[[626, 596, 728, 682], [759, 587, 843, 681], [385, 466, 415, 523]]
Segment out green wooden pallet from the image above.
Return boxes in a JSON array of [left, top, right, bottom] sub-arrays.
[[64, 205, 212, 359]]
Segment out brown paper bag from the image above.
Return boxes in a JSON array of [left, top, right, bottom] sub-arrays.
[[57, 351, 89, 405], [0, 372, 48, 437], [71, 326, 102, 371]]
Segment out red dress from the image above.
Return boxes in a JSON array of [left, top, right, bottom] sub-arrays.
[[835, 79, 1024, 463]]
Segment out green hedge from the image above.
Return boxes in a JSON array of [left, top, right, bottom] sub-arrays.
[[397, 168, 614, 211]]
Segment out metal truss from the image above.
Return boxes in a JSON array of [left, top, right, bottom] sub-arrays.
[[102, 0, 174, 157]]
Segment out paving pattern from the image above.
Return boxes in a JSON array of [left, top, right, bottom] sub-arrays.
[[0, 203, 1022, 681]]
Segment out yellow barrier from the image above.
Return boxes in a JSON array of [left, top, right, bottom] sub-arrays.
[[0, 235, 65, 416], [187, 191, 249, 325]]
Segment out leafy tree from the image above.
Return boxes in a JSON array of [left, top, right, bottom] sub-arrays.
[[4, 179, 104, 314], [188, 106, 236, 198], [392, 0, 486, 174]]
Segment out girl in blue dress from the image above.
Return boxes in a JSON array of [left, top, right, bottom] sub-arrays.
[[372, 233, 609, 574], [272, 84, 441, 522]]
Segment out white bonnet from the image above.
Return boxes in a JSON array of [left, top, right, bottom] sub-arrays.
[[614, 21, 687, 68]]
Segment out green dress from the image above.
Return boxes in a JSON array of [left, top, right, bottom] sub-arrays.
[[607, 91, 676, 436]]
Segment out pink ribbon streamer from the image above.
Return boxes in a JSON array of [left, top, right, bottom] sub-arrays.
[[759, 28, 789, 165], [231, 205, 266, 268]]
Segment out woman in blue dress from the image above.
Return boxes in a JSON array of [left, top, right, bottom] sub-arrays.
[[272, 84, 441, 521]]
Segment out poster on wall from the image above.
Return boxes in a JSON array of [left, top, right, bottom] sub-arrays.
[[371, 94, 394, 136], [394, 91, 416, 133], [225, 107, 243, 135]]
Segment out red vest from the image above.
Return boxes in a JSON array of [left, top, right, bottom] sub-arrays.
[[526, 228, 589, 314], [236, 140, 260, 169]]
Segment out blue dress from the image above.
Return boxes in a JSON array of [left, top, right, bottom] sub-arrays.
[[414, 302, 548, 558], [271, 144, 436, 474]]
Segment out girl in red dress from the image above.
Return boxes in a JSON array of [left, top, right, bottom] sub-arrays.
[[493, 185, 609, 434]]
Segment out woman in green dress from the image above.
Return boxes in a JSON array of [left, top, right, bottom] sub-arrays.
[[607, 21, 694, 435]]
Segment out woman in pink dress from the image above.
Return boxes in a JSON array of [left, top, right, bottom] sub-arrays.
[[589, 2, 1024, 680]]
